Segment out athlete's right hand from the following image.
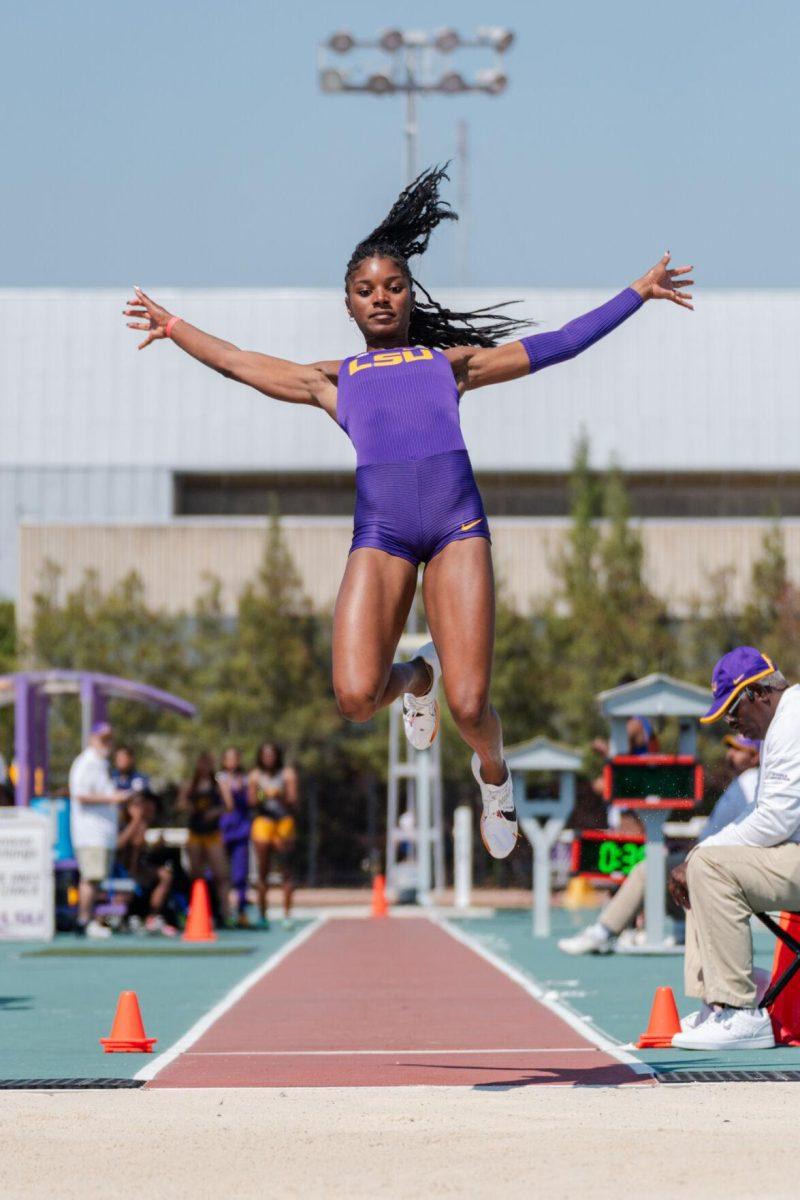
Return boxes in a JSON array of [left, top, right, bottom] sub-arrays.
[[123, 286, 173, 350]]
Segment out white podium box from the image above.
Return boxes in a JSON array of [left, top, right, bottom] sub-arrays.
[[0, 809, 55, 941]]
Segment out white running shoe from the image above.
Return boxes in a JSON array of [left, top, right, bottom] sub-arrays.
[[472, 753, 518, 859], [558, 923, 614, 956], [86, 919, 112, 940], [671, 1005, 775, 1051], [402, 641, 441, 751]]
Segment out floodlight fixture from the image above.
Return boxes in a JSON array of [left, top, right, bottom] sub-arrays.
[[366, 72, 396, 95], [476, 68, 508, 95], [328, 30, 355, 53], [320, 68, 347, 93], [478, 26, 515, 53], [437, 71, 467, 94], [379, 28, 405, 52], [434, 27, 461, 53], [318, 26, 515, 183]]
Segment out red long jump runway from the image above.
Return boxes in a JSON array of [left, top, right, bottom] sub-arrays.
[[149, 918, 648, 1088]]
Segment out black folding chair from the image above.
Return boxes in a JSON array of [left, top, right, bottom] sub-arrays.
[[755, 912, 800, 1008]]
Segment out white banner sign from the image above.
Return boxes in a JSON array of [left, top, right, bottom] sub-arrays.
[[0, 810, 54, 941]]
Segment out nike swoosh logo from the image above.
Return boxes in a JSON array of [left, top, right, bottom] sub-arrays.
[[460, 518, 483, 531]]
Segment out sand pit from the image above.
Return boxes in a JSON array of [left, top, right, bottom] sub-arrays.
[[3, 1082, 798, 1199]]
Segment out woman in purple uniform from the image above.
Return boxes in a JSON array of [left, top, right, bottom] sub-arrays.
[[124, 167, 693, 860]]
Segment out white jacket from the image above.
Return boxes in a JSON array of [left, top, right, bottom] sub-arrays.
[[703, 685, 800, 848]]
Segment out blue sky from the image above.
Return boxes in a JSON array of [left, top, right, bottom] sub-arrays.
[[2, 0, 798, 289]]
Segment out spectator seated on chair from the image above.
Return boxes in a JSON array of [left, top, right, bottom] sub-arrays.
[[560, 733, 760, 956], [117, 792, 183, 935], [669, 647, 800, 1051]]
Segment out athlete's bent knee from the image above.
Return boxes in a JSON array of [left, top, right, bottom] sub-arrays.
[[335, 687, 379, 724], [449, 692, 490, 732]]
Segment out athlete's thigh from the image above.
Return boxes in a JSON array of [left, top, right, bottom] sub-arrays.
[[421, 537, 495, 703], [332, 548, 418, 698]]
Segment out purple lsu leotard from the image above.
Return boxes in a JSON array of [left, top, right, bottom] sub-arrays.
[[336, 288, 642, 567], [337, 344, 487, 566]]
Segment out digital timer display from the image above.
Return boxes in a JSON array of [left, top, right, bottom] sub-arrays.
[[603, 755, 702, 807], [571, 831, 646, 880]]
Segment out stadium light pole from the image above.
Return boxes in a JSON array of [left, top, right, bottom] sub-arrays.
[[318, 26, 515, 185]]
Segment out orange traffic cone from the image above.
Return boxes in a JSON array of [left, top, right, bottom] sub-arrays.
[[182, 878, 217, 942], [100, 990, 157, 1053], [637, 986, 682, 1048], [767, 912, 800, 1046], [371, 873, 389, 918]]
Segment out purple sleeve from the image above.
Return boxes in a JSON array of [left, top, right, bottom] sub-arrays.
[[520, 287, 643, 374]]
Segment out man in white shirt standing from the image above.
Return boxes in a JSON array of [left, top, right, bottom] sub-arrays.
[[69, 721, 131, 938], [670, 647, 800, 1050]]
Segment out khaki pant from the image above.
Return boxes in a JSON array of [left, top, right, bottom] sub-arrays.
[[684, 842, 800, 1008], [76, 845, 113, 884], [601, 860, 646, 935]]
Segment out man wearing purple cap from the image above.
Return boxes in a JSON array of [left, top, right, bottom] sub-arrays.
[[68, 722, 134, 938], [670, 646, 800, 1050]]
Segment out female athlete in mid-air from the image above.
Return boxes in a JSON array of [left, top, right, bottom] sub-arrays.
[[124, 166, 693, 860]]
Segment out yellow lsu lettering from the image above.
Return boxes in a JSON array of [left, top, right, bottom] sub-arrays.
[[349, 347, 433, 375]]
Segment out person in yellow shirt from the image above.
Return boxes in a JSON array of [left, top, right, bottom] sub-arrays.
[[248, 743, 298, 929]]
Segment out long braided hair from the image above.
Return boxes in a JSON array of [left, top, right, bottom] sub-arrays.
[[345, 165, 534, 349]]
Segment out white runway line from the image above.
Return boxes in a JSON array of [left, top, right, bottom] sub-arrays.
[[134, 917, 326, 1083], [185, 1047, 600, 1057], [432, 916, 655, 1079]]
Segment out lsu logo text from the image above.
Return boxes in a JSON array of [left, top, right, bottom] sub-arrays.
[[349, 347, 433, 375]]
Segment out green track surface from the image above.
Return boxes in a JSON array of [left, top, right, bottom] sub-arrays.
[[0, 922, 309, 1081], [450, 908, 800, 1077]]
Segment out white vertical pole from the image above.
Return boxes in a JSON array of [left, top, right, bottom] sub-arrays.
[[416, 747, 432, 904], [386, 700, 401, 894], [453, 805, 472, 909], [456, 118, 469, 287], [533, 833, 550, 938], [641, 810, 668, 948], [432, 733, 445, 894]]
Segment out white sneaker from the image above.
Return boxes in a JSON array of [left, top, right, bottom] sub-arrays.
[[680, 1004, 712, 1033], [86, 919, 112, 940], [681, 969, 771, 1032], [402, 641, 441, 750], [471, 753, 518, 859], [754, 966, 772, 1006], [558, 923, 614, 955], [672, 1005, 775, 1050]]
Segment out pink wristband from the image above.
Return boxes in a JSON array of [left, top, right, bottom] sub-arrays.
[[165, 315, 183, 338]]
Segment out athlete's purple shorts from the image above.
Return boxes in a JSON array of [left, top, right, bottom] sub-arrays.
[[349, 449, 490, 568]]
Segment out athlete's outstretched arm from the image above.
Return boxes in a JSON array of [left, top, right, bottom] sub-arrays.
[[123, 287, 337, 409], [448, 252, 693, 393]]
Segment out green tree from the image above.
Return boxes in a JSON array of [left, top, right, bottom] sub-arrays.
[[0, 600, 15, 673], [187, 515, 340, 770], [742, 522, 800, 680], [543, 442, 675, 746], [24, 563, 188, 785]]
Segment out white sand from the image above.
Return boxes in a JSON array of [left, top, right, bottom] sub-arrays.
[[2, 1082, 797, 1199]]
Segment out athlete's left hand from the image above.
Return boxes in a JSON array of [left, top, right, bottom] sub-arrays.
[[122, 286, 173, 349], [632, 252, 694, 309]]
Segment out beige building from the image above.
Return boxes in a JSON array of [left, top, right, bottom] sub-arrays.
[[18, 516, 799, 628]]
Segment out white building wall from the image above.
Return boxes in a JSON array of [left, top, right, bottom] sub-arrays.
[[2, 288, 799, 474], [3, 287, 800, 601]]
